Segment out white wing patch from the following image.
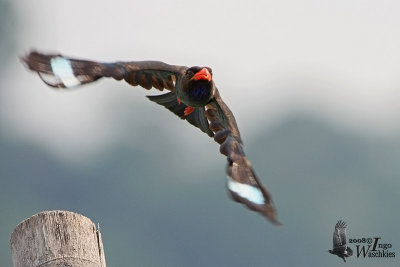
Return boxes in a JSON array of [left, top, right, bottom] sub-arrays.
[[227, 177, 264, 205], [50, 57, 81, 88]]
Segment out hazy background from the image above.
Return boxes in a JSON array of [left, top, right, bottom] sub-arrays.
[[1, 0, 399, 266]]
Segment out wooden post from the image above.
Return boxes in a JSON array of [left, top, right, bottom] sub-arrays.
[[10, 210, 106, 267]]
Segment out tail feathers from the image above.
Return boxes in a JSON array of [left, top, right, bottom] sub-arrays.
[[21, 51, 123, 88]]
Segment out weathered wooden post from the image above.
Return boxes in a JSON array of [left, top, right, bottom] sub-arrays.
[[10, 210, 106, 267]]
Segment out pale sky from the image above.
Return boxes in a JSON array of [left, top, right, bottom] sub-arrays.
[[2, 0, 400, 162]]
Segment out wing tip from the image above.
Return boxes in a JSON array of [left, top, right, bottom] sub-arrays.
[[229, 187, 282, 226], [266, 212, 282, 226], [260, 202, 282, 226], [20, 50, 55, 73], [20, 50, 37, 70], [336, 219, 347, 229]]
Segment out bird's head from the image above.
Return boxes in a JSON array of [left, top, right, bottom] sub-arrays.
[[180, 66, 215, 106], [187, 66, 213, 82]]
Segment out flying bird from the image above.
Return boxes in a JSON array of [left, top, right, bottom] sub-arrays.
[[328, 220, 353, 262], [21, 51, 280, 225]]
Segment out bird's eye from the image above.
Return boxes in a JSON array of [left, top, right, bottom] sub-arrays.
[[186, 70, 194, 76]]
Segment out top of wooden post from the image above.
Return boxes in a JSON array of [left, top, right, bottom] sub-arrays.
[[10, 210, 106, 267]]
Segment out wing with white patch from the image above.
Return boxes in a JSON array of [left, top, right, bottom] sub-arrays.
[[21, 51, 185, 90], [21, 51, 218, 137], [205, 90, 280, 225]]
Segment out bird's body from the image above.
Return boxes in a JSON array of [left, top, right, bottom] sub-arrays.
[[22, 51, 280, 224], [329, 220, 353, 262]]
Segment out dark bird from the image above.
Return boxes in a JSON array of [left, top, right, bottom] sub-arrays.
[[21, 51, 280, 225], [329, 220, 353, 262]]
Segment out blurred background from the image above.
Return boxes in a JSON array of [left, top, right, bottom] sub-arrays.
[[1, 0, 399, 266]]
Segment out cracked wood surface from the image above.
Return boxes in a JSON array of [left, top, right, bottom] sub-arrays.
[[10, 210, 106, 267]]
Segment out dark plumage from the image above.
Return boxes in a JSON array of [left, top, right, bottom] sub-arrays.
[[21, 51, 280, 225], [329, 220, 353, 262], [188, 81, 211, 103]]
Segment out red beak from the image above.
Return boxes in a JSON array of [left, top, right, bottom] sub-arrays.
[[193, 68, 212, 81]]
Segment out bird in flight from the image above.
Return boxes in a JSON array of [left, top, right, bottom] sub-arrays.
[[328, 220, 353, 262], [22, 51, 280, 225]]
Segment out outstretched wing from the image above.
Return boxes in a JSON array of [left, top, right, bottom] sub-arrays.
[[21, 51, 184, 90], [205, 89, 280, 225], [21, 51, 212, 135], [333, 220, 348, 248]]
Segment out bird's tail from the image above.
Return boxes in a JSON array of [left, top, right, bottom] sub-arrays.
[[21, 51, 124, 89]]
